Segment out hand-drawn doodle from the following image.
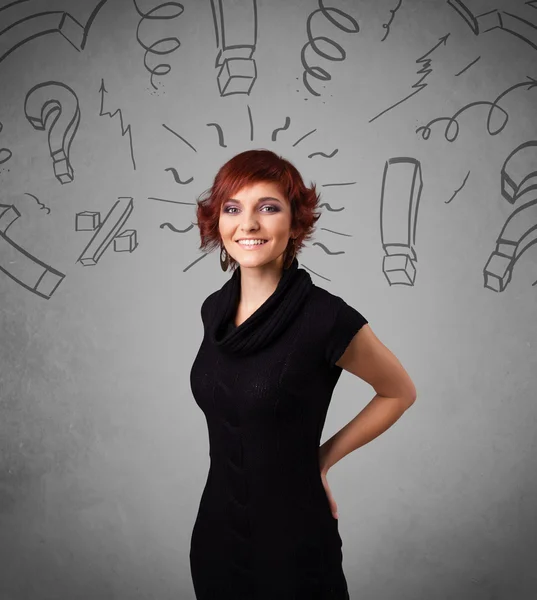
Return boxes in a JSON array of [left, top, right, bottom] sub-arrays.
[[447, 1, 537, 51], [500, 141, 537, 203], [271, 117, 291, 142], [148, 196, 195, 206], [370, 33, 450, 123], [209, 0, 258, 96], [300, 0, 359, 97], [311, 241, 344, 255], [160, 221, 195, 233], [99, 79, 136, 171], [0, 202, 64, 298], [380, 157, 423, 286], [446, 171, 470, 203], [24, 81, 81, 184], [206, 122, 227, 148], [308, 148, 338, 159], [381, 0, 403, 42], [247, 105, 254, 141], [416, 76, 537, 141], [0, 0, 109, 65], [447, 0, 479, 34], [132, 1, 185, 90], [0, 121, 12, 165], [162, 123, 197, 152], [321, 181, 356, 187], [164, 167, 193, 185], [477, 9, 537, 52], [484, 196, 537, 291], [76, 197, 137, 266], [484, 140, 537, 291], [24, 193, 51, 214], [292, 128, 317, 147], [454, 56, 480, 77]]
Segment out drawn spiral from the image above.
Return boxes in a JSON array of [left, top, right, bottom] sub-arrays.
[[133, 1, 185, 90], [300, 0, 359, 97]]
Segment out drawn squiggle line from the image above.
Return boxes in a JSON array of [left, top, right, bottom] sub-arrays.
[[133, 1, 185, 90], [24, 193, 51, 214], [381, 0, 403, 42], [416, 76, 537, 141], [206, 122, 227, 148], [321, 181, 356, 187], [271, 117, 291, 141], [446, 171, 470, 203], [300, 0, 360, 97], [312, 241, 344, 255], [308, 148, 338, 159], [319, 201, 344, 212], [160, 222, 195, 232], [99, 79, 136, 170], [164, 167, 193, 184]]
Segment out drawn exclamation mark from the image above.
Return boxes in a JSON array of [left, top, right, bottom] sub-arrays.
[[380, 157, 423, 286], [210, 0, 258, 96]]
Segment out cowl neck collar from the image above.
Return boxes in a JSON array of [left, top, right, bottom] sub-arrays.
[[210, 257, 313, 356]]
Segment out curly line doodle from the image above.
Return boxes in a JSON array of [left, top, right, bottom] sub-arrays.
[[417, 76, 537, 142], [381, 0, 403, 42], [206, 122, 227, 148], [0, 121, 12, 165], [164, 167, 193, 184], [300, 0, 359, 97], [25, 193, 51, 214], [271, 117, 291, 141], [132, 1, 185, 90]]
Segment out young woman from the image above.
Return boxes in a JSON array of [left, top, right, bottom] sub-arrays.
[[190, 149, 417, 599]]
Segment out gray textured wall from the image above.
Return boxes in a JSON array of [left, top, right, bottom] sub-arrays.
[[1, 0, 536, 598]]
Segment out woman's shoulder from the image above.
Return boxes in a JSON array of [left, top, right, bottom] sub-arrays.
[[308, 283, 351, 312]]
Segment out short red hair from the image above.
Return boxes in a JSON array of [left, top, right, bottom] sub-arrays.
[[195, 149, 321, 271]]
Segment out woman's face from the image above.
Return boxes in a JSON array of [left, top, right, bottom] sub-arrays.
[[219, 180, 295, 270]]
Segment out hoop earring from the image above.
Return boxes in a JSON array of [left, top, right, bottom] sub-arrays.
[[220, 244, 229, 272], [284, 238, 297, 270]]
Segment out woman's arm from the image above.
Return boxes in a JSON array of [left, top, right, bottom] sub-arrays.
[[319, 324, 417, 474]]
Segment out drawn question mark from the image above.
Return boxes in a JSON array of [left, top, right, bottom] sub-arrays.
[[24, 81, 81, 184], [484, 140, 537, 291], [380, 157, 423, 286]]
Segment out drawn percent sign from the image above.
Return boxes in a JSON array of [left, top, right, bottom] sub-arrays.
[[76, 197, 138, 266]]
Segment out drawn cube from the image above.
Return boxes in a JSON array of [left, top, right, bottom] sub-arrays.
[[114, 229, 138, 253], [75, 211, 100, 231], [218, 58, 257, 96]]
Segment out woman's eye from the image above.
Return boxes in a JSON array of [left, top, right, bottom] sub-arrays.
[[223, 205, 279, 214]]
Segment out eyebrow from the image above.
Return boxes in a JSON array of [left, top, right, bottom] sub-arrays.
[[225, 196, 283, 204]]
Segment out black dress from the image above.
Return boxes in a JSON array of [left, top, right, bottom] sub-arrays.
[[189, 257, 368, 599]]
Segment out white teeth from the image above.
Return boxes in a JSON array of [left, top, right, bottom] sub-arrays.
[[237, 240, 267, 245]]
